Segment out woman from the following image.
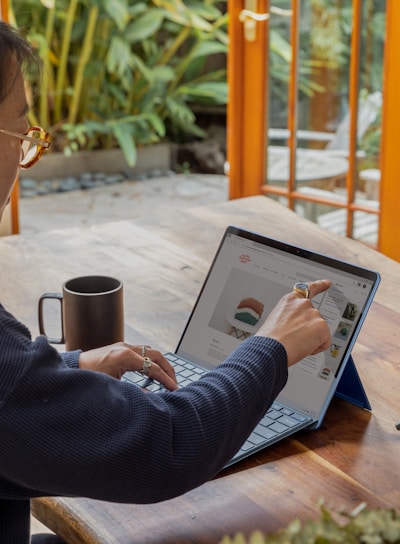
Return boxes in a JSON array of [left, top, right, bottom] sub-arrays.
[[0, 22, 331, 544]]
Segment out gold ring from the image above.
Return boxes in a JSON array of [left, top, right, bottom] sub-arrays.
[[293, 282, 310, 299], [140, 357, 152, 376]]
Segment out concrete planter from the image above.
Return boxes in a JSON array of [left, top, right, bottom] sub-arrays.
[[19, 144, 172, 182]]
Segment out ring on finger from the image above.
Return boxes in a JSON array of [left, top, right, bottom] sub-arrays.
[[293, 282, 310, 299], [141, 345, 151, 358], [140, 357, 152, 376]]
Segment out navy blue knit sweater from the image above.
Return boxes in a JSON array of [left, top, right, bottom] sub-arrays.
[[0, 304, 288, 543]]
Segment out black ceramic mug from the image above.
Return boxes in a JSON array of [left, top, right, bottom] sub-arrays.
[[38, 275, 124, 351]]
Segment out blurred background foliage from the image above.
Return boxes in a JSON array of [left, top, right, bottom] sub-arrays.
[[8, 0, 385, 166], [9, 0, 229, 165]]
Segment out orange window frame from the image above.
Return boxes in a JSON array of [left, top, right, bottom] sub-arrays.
[[228, 0, 400, 262], [378, 0, 400, 259], [228, 0, 269, 199]]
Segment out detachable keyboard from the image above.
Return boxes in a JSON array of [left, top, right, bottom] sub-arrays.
[[122, 353, 314, 465], [122, 353, 208, 391], [228, 400, 313, 465]]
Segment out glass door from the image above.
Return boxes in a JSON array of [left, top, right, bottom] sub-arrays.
[[228, 0, 400, 261]]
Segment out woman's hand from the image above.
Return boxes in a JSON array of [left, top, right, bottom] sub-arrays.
[[256, 279, 332, 366], [78, 343, 178, 390]]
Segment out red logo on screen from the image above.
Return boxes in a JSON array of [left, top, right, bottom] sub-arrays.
[[239, 254, 251, 263]]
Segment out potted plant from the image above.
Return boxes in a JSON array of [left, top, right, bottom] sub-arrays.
[[9, 0, 228, 166], [219, 503, 400, 543]]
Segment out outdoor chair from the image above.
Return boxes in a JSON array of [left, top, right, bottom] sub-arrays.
[[268, 91, 382, 158]]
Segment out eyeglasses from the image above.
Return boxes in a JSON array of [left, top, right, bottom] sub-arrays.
[[0, 126, 51, 168]]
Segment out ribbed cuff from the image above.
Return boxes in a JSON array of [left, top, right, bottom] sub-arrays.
[[60, 350, 81, 369]]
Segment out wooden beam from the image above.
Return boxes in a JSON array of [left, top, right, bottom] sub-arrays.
[[378, 0, 400, 261], [228, 0, 269, 198]]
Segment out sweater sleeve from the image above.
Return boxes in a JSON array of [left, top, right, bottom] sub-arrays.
[[0, 311, 287, 505], [60, 350, 81, 368]]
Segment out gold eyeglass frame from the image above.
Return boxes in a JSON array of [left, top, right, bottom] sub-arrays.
[[0, 126, 51, 168]]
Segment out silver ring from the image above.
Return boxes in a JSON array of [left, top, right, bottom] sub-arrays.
[[141, 345, 151, 358], [293, 282, 310, 299], [140, 357, 152, 376]]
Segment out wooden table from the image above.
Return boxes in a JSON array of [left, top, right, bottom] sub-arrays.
[[1, 196, 399, 543]]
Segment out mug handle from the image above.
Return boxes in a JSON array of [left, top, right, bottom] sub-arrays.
[[38, 293, 65, 344]]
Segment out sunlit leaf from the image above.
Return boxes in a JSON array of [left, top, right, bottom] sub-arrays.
[[184, 0, 223, 21], [40, 0, 55, 8], [112, 124, 137, 166], [106, 36, 132, 77], [178, 82, 228, 105], [124, 10, 165, 43], [270, 29, 292, 63], [151, 65, 175, 83], [143, 113, 166, 137], [187, 11, 213, 31], [101, 0, 130, 31], [191, 41, 227, 59]]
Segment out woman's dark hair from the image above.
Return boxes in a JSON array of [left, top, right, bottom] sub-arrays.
[[0, 21, 40, 103]]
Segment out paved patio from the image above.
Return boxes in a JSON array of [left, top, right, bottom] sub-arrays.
[[19, 173, 229, 235]]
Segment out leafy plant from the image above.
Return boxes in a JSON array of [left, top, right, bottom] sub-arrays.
[[9, 0, 228, 165], [219, 503, 400, 543]]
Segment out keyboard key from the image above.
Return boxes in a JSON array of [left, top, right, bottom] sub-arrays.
[[239, 441, 254, 452], [290, 412, 309, 422], [247, 432, 266, 446], [278, 415, 299, 428], [179, 379, 194, 387], [179, 368, 196, 378], [123, 372, 145, 386], [145, 382, 162, 392], [167, 354, 178, 361], [260, 416, 275, 427], [254, 424, 277, 440], [266, 410, 282, 420], [269, 421, 289, 434]]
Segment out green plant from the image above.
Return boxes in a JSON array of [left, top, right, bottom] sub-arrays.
[[219, 503, 400, 543], [9, 0, 228, 165]]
